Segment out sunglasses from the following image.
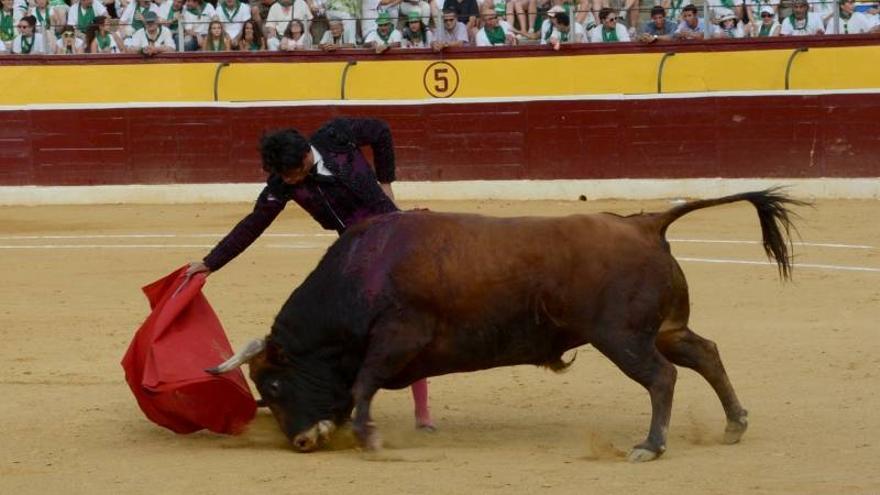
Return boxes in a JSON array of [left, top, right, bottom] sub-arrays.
[[606, 17, 617, 21], [760, 13, 773, 17], [62, 32, 75, 37], [17, 24, 30, 29]]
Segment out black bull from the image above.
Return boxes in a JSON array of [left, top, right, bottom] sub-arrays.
[[209, 189, 805, 461]]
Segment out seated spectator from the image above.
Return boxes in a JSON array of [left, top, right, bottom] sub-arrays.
[[402, 10, 433, 46], [748, 5, 780, 36], [201, 19, 233, 50], [182, 0, 215, 50], [590, 6, 630, 41], [235, 18, 266, 49], [216, 0, 251, 40], [67, 0, 108, 35], [780, 0, 824, 34], [658, 0, 688, 24], [399, 0, 433, 29], [432, 6, 468, 49], [318, 16, 355, 49], [1, 0, 19, 48], [826, 0, 874, 33], [442, 0, 479, 37], [638, 5, 676, 41], [154, 0, 183, 46], [250, 0, 274, 28], [278, 18, 312, 48], [475, 8, 516, 45], [29, 0, 57, 35], [547, 12, 585, 48], [594, 0, 637, 32], [12, 15, 47, 53], [713, 9, 745, 36], [707, 0, 744, 24], [362, 0, 402, 41], [126, 10, 176, 54], [119, 0, 153, 36], [538, 4, 563, 44], [743, 0, 778, 26], [266, 0, 312, 40], [86, 15, 124, 52], [323, 0, 358, 45], [55, 23, 85, 52], [363, 10, 401, 52], [811, 0, 835, 26], [673, 3, 705, 39]]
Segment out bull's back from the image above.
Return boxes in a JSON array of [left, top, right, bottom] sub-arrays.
[[346, 210, 669, 325]]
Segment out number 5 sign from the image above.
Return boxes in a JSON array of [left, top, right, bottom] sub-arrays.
[[423, 62, 460, 98]]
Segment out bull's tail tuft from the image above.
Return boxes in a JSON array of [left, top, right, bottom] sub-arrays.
[[657, 187, 811, 280]]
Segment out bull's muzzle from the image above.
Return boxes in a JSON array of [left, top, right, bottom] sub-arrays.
[[291, 420, 336, 452]]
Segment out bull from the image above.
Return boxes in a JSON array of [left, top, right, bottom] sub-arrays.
[[209, 188, 805, 461]]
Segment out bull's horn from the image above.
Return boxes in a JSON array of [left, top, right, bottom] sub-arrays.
[[205, 338, 265, 375]]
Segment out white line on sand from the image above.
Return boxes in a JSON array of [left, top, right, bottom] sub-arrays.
[[669, 239, 875, 250], [677, 257, 880, 273]]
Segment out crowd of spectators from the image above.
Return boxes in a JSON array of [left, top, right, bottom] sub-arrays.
[[0, 0, 877, 54]]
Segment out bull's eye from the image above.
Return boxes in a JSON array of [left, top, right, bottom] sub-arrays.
[[266, 379, 281, 397]]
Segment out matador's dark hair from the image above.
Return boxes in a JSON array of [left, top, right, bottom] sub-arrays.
[[259, 129, 311, 175]]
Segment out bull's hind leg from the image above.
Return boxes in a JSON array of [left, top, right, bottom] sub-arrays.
[[655, 327, 748, 444], [591, 333, 677, 462]]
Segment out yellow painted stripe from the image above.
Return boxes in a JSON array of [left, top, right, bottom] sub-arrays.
[[1, 45, 878, 105]]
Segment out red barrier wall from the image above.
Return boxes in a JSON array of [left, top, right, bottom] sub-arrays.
[[0, 92, 877, 187]]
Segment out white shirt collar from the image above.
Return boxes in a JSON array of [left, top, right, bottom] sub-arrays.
[[311, 146, 332, 176]]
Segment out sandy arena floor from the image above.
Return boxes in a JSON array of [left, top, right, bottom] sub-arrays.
[[0, 198, 878, 495]]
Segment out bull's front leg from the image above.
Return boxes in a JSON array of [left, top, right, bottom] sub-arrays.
[[351, 373, 383, 451]]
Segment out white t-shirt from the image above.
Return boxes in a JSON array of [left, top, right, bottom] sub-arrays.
[[182, 2, 216, 37], [66, 1, 109, 30], [265, 0, 312, 37], [125, 25, 177, 49], [401, 28, 433, 47], [706, 0, 743, 20], [319, 28, 356, 45], [475, 23, 511, 46], [55, 35, 86, 53], [549, 23, 587, 43], [279, 32, 312, 49], [28, 6, 58, 32], [780, 12, 825, 35], [216, 0, 252, 40], [589, 23, 631, 42], [363, 27, 402, 46], [12, 33, 48, 53], [825, 12, 874, 34]]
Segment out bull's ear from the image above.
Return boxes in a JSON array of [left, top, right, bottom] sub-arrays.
[[265, 337, 293, 366]]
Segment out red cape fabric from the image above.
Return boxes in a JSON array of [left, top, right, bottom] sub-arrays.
[[122, 266, 256, 435]]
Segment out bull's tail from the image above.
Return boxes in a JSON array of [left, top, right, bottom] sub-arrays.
[[656, 187, 811, 280]]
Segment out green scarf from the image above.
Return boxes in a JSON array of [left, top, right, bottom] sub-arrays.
[[720, 0, 734, 8], [34, 7, 51, 29], [602, 26, 618, 41], [77, 3, 95, 32], [559, 29, 569, 42], [788, 13, 808, 31], [249, 40, 260, 50], [758, 23, 772, 36], [132, 4, 150, 32], [20, 34, 34, 53], [0, 10, 14, 41], [186, 4, 204, 16], [96, 31, 111, 50], [485, 25, 505, 44], [166, 4, 180, 31], [208, 38, 222, 51], [221, 0, 240, 20], [377, 26, 393, 43]]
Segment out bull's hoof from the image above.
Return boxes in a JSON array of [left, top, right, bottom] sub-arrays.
[[354, 422, 383, 451], [723, 410, 749, 445], [627, 441, 664, 463], [627, 448, 659, 463]]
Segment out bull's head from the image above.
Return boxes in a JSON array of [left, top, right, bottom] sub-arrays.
[[207, 338, 353, 452]]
